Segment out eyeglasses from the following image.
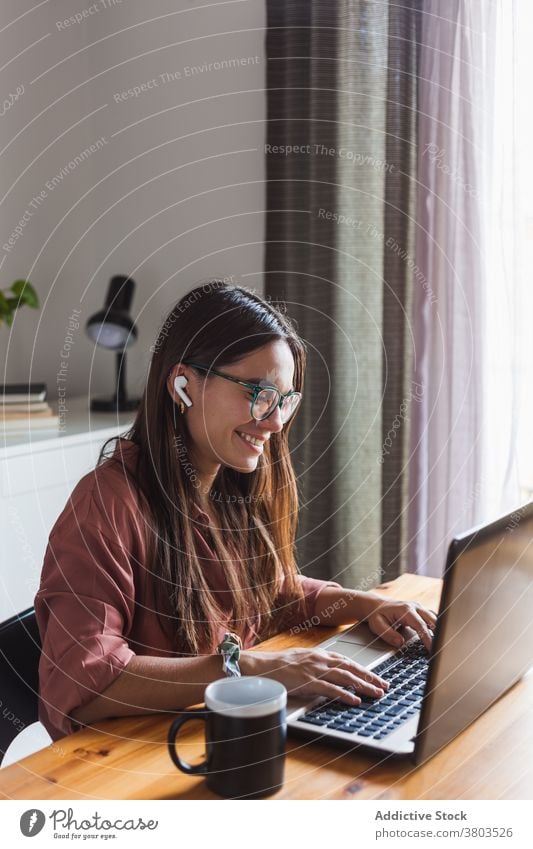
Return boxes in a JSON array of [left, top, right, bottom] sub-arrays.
[[183, 361, 303, 423]]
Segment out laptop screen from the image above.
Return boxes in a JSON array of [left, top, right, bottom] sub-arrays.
[[415, 502, 533, 764]]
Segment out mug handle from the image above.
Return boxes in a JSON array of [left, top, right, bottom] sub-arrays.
[[167, 707, 209, 775]]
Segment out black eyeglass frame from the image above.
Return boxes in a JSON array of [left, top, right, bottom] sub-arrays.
[[182, 361, 303, 423]]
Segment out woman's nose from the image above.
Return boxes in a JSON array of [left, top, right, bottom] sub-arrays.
[[259, 404, 284, 433]]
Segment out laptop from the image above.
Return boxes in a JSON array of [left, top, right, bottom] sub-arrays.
[[286, 501, 533, 765]]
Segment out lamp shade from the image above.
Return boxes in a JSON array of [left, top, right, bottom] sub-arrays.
[[85, 275, 140, 413], [86, 311, 137, 350], [86, 276, 138, 351]]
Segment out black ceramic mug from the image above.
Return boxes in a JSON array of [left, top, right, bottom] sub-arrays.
[[167, 676, 287, 799]]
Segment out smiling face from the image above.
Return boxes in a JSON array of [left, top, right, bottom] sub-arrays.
[[167, 339, 296, 489]]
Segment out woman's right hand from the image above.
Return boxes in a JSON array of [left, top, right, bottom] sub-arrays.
[[240, 648, 390, 705]]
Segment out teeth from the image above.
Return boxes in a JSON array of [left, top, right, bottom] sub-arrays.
[[238, 431, 262, 447]]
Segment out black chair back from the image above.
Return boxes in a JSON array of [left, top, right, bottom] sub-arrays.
[[0, 608, 41, 764]]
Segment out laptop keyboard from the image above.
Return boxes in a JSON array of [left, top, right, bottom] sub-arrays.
[[297, 639, 429, 741]]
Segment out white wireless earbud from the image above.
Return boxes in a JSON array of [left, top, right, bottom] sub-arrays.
[[173, 374, 193, 407]]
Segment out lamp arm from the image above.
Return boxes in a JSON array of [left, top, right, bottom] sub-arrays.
[[116, 350, 126, 404]]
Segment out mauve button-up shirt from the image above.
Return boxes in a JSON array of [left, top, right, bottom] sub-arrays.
[[34, 439, 342, 741]]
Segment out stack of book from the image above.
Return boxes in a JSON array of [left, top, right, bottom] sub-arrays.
[[0, 383, 59, 433]]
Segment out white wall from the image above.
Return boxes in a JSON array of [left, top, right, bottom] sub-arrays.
[[0, 0, 266, 402]]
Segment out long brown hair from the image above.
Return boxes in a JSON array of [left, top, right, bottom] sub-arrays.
[[99, 281, 308, 657]]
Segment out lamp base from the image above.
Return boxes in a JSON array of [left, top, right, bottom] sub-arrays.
[[90, 397, 140, 413]]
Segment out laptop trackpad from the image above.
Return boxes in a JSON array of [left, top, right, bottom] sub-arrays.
[[332, 641, 390, 666], [320, 623, 394, 666]]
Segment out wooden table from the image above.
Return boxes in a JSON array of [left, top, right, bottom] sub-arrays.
[[1, 574, 532, 800]]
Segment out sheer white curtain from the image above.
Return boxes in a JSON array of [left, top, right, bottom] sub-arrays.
[[483, 0, 524, 514], [406, 1, 523, 577], [506, 0, 533, 500], [496, 0, 533, 505]]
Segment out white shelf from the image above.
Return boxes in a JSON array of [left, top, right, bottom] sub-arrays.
[[0, 396, 136, 620], [0, 396, 136, 458]]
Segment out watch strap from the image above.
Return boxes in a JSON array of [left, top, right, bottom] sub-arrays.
[[216, 631, 242, 678]]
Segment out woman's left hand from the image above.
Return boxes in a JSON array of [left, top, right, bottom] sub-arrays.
[[365, 600, 437, 651]]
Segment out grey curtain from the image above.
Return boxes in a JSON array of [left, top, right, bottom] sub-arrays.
[[265, 1, 420, 590]]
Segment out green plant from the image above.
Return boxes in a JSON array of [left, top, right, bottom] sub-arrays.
[[0, 279, 39, 326]]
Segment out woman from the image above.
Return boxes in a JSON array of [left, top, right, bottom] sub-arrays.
[[35, 281, 436, 741]]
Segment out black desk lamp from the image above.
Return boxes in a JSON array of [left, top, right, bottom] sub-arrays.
[[86, 275, 140, 412]]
